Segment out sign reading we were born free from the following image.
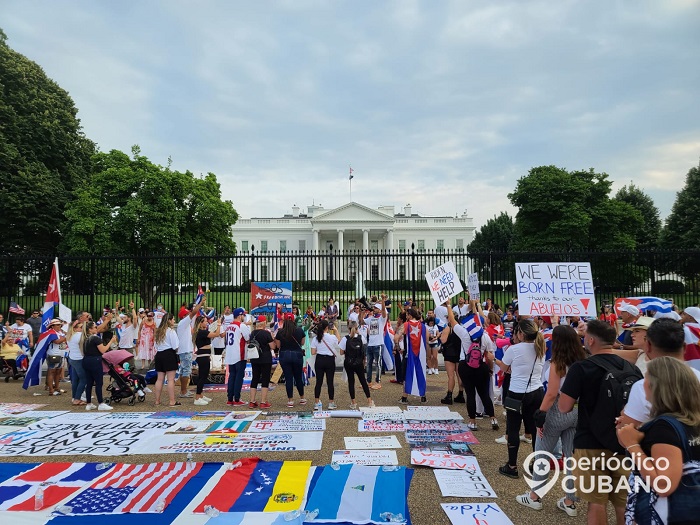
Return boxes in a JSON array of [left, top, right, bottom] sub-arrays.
[[426, 261, 464, 307], [516, 262, 596, 317]]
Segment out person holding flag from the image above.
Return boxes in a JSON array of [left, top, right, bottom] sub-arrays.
[[399, 307, 428, 404]]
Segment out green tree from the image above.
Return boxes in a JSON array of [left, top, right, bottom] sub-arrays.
[[614, 183, 661, 251], [468, 212, 515, 253], [0, 28, 95, 254], [61, 148, 238, 307]]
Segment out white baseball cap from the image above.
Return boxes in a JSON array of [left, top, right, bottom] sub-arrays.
[[618, 304, 640, 317], [683, 307, 700, 323]]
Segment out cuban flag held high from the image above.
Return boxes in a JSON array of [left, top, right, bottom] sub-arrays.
[[684, 323, 700, 372], [460, 313, 484, 340], [403, 319, 427, 396], [615, 297, 673, 314], [382, 321, 395, 371]]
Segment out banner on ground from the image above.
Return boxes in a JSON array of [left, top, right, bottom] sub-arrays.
[[405, 425, 479, 445], [247, 420, 326, 432], [358, 420, 406, 432], [135, 432, 324, 454], [205, 420, 251, 435], [344, 435, 402, 450], [441, 503, 514, 525], [515, 262, 596, 317], [425, 261, 464, 307], [403, 411, 463, 422], [410, 450, 479, 470], [434, 468, 497, 498], [250, 282, 292, 315], [332, 450, 398, 466]]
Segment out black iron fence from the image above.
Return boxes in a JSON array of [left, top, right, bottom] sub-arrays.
[[1, 249, 697, 320]]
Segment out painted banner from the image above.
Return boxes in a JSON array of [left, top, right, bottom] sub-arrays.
[[467, 273, 480, 300], [441, 503, 514, 525], [434, 468, 497, 498], [332, 450, 398, 466], [135, 432, 324, 454], [358, 420, 406, 432], [515, 262, 596, 317], [166, 421, 213, 433], [403, 411, 463, 422], [204, 420, 250, 435], [247, 420, 326, 433], [410, 450, 479, 470], [263, 411, 314, 420], [344, 435, 402, 450], [250, 282, 292, 315], [425, 261, 464, 307]]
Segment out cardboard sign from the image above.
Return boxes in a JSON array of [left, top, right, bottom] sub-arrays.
[[467, 273, 480, 300], [344, 435, 402, 449], [441, 503, 514, 525], [426, 261, 464, 307], [247, 419, 326, 432], [332, 450, 398, 466], [434, 468, 497, 498], [515, 262, 596, 317], [410, 450, 479, 470]]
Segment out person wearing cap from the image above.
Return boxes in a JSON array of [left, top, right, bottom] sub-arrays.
[[615, 304, 640, 351], [223, 307, 250, 406], [176, 297, 204, 400], [45, 319, 67, 396], [248, 315, 274, 409], [361, 295, 388, 389], [613, 316, 655, 375]]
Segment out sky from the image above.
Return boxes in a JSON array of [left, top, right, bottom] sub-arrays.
[[2, 0, 699, 227]]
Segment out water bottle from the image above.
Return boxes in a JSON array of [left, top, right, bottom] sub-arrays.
[[96, 462, 112, 470], [227, 461, 243, 470], [379, 512, 405, 522], [330, 462, 340, 470], [283, 509, 302, 521], [54, 505, 73, 515], [186, 452, 193, 463], [204, 505, 220, 517], [305, 508, 319, 521], [155, 499, 166, 513], [381, 465, 400, 472], [34, 487, 44, 510]]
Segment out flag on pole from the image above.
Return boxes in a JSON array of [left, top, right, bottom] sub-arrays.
[[349, 166, 354, 180], [41, 258, 61, 333], [8, 302, 24, 315], [615, 297, 673, 315]]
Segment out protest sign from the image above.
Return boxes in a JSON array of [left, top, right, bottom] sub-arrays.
[[224, 410, 261, 421], [411, 450, 479, 470], [0, 403, 46, 414], [344, 435, 402, 449], [467, 273, 480, 300], [405, 425, 479, 445], [515, 262, 596, 317], [332, 450, 398, 466], [263, 411, 314, 420], [410, 442, 475, 456], [247, 419, 326, 432], [250, 281, 292, 315], [360, 406, 403, 414], [425, 261, 464, 307], [434, 468, 497, 498], [167, 421, 213, 433], [204, 420, 250, 435], [361, 411, 406, 422], [404, 411, 463, 422], [406, 405, 450, 412], [404, 423, 467, 432], [441, 503, 514, 525], [136, 432, 324, 454], [358, 420, 406, 432], [190, 411, 232, 421]]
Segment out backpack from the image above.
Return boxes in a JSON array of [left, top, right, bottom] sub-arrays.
[[246, 337, 262, 360], [587, 355, 643, 453], [344, 336, 365, 367], [466, 338, 483, 368]]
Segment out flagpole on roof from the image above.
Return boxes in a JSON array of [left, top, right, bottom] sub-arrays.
[[349, 165, 354, 202]]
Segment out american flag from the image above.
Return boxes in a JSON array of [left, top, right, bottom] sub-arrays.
[[8, 302, 24, 315], [62, 462, 202, 514]]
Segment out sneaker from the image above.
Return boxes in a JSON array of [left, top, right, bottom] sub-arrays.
[[52, 391, 60, 396], [427, 369, 433, 375], [453, 392, 465, 403], [349, 403, 358, 410], [299, 399, 307, 405], [85, 403, 97, 411], [516, 493, 542, 511], [194, 398, 209, 406], [498, 464, 519, 479], [475, 412, 484, 419], [80, 394, 87, 402], [433, 368, 439, 375], [495, 434, 508, 444], [249, 402, 259, 408], [259, 402, 271, 409], [179, 392, 194, 398], [287, 400, 295, 408], [468, 422, 478, 431], [557, 497, 578, 517], [313, 402, 323, 411], [420, 396, 427, 403], [231, 400, 246, 406], [328, 402, 337, 410], [399, 397, 408, 405], [226, 401, 235, 406], [368, 399, 375, 408], [520, 435, 533, 444], [491, 418, 500, 431], [97, 403, 113, 411], [202, 396, 212, 402], [144, 387, 153, 393]]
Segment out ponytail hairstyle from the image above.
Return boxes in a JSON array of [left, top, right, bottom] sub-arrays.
[[348, 321, 358, 338], [79, 321, 95, 355], [517, 318, 546, 360], [316, 319, 329, 342], [192, 315, 206, 346], [154, 313, 173, 344]]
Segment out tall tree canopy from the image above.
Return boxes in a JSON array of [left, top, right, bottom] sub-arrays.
[[0, 28, 95, 254], [468, 212, 514, 253], [508, 166, 643, 251], [614, 183, 662, 251]]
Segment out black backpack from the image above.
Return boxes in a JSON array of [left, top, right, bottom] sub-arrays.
[[344, 336, 365, 367], [587, 355, 643, 453]]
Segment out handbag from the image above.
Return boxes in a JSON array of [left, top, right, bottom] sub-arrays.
[[245, 337, 261, 360], [504, 355, 538, 413]]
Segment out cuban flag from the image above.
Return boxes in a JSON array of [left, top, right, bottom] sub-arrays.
[[305, 464, 407, 524], [22, 328, 58, 390], [615, 297, 673, 315], [0, 462, 108, 511], [404, 320, 427, 397], [684, 323, 700, 372], [40, 258, 61, 333], [460, 313, 484, 341], [494, 338, 511, 387], [540, 328, 554, 392], [194, 458, 311, 514], [382, 321, 395, 371]]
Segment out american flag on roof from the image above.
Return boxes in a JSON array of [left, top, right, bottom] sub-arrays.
[[8, 302, 24, 315]]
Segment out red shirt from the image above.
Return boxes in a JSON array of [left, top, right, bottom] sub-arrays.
[[599, 313, 617, 327]]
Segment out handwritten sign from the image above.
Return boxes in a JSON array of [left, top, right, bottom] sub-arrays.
[[332, 450, 398, 466], [426, 261, 464, 307], [344, 435, 402, 449], [515, 262, 596, 317], [434, 468, 497, 498], [467, 273, 480, 300], [411, 450, 480, 470], [441, 503, 514, 525], [358, 420, 406, 432], [135, 432, 324, 454], [247, 419, 326, 432]]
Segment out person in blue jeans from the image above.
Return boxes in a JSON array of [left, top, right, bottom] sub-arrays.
[[361, 297, 388, 388], [273, 314, 307, 407]]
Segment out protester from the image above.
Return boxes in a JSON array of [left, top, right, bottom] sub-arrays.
[[249, 315, 274, 409], [391, 312, 407, 386], [617, 357, 700, 525], [273, 313, 307, 407], [153, 313, 180, 407], [400, 307, 428, 405], [310, 319, 341, 411], [80, 321, 117, 411], [340, 321, 373, 409], [45, 318, 67, 396], [516, 324, 586, 516], [425, 316, 440, 375], [0, 333, 24, 380], [362, 296, 388, 389], [66, 320, 87, 405], [599, 304, 617, 327], [438, 321, 464, 405], [613, 316, 654, 375], [26, 310, 42, 350], [192, 315, 216, 406], [222, 307, 250, 406], [137, 311, 156, 370], [615, 304, 640, 350], [176, 299, 203, 400]]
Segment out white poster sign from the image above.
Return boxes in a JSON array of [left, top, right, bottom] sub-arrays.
[[166, 421, 214, 433], [441, 503, 514, 525], [247, 419, 326, 432], [404, 411, 463, 422], [135, 432, 324, 454], [411, 451, 480, 470], [426, 261, 464, 307], [332, 450, 398, 466], [406, 405, 451, 412], [344, 435, 402, 449], [434, 468, 497, 498], [515, 262, 596, 317], [358, 420, 406, 432], [467, 273, 480, 300], [360, 406, 403, 414]]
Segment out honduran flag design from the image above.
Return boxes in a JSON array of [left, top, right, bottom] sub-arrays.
[[304, 464, 407, 524], [194, 458, 311, 514], [382, 321, 395, 371], [0, 462, 108, 511], [404, 320, 427, 397], [684, 323, 700, 372], [615, 297, 673, 315]]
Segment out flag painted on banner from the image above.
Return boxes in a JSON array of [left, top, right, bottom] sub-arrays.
[[62, 462, 202, 514], [194, 458, 311, 513], [206, 512, 304, 525], [0, 462, 109, 511], [22, 328, 59, 389], [250, 282, 292, 315], [305, 464, 407, 524], [615, 297, 673, 315], [404, 320, 427, 397], [684, 323, 700, 372]]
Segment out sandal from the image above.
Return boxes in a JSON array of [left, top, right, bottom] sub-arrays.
[[168, 402, 182, 407]]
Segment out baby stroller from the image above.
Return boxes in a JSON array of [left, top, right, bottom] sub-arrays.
[[1, 354, 27, 383], [104, 360, 147, 406]]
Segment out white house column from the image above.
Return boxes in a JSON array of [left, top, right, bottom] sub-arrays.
[[362, 229, 370, 282], [362, 229, 369, 252], [337, 229, 344, 280], [384, 229, 394, 279], [312, 229, 319, 251], [312, 229, 320, 280]]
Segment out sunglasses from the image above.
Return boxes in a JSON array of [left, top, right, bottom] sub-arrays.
[[147, 314, 154, 318]]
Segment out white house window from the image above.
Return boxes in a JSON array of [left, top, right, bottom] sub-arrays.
[[280, 240, 287, 252], [398, 239, 406, 252], [436, 239, 444, 252], [260, 240, 268, 253], [241, 240, 248, 252], [299, 240, 306, 251], [456, 239, 464, 251], [417, 240, 425, 252], [371, 240, 378, 252]]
